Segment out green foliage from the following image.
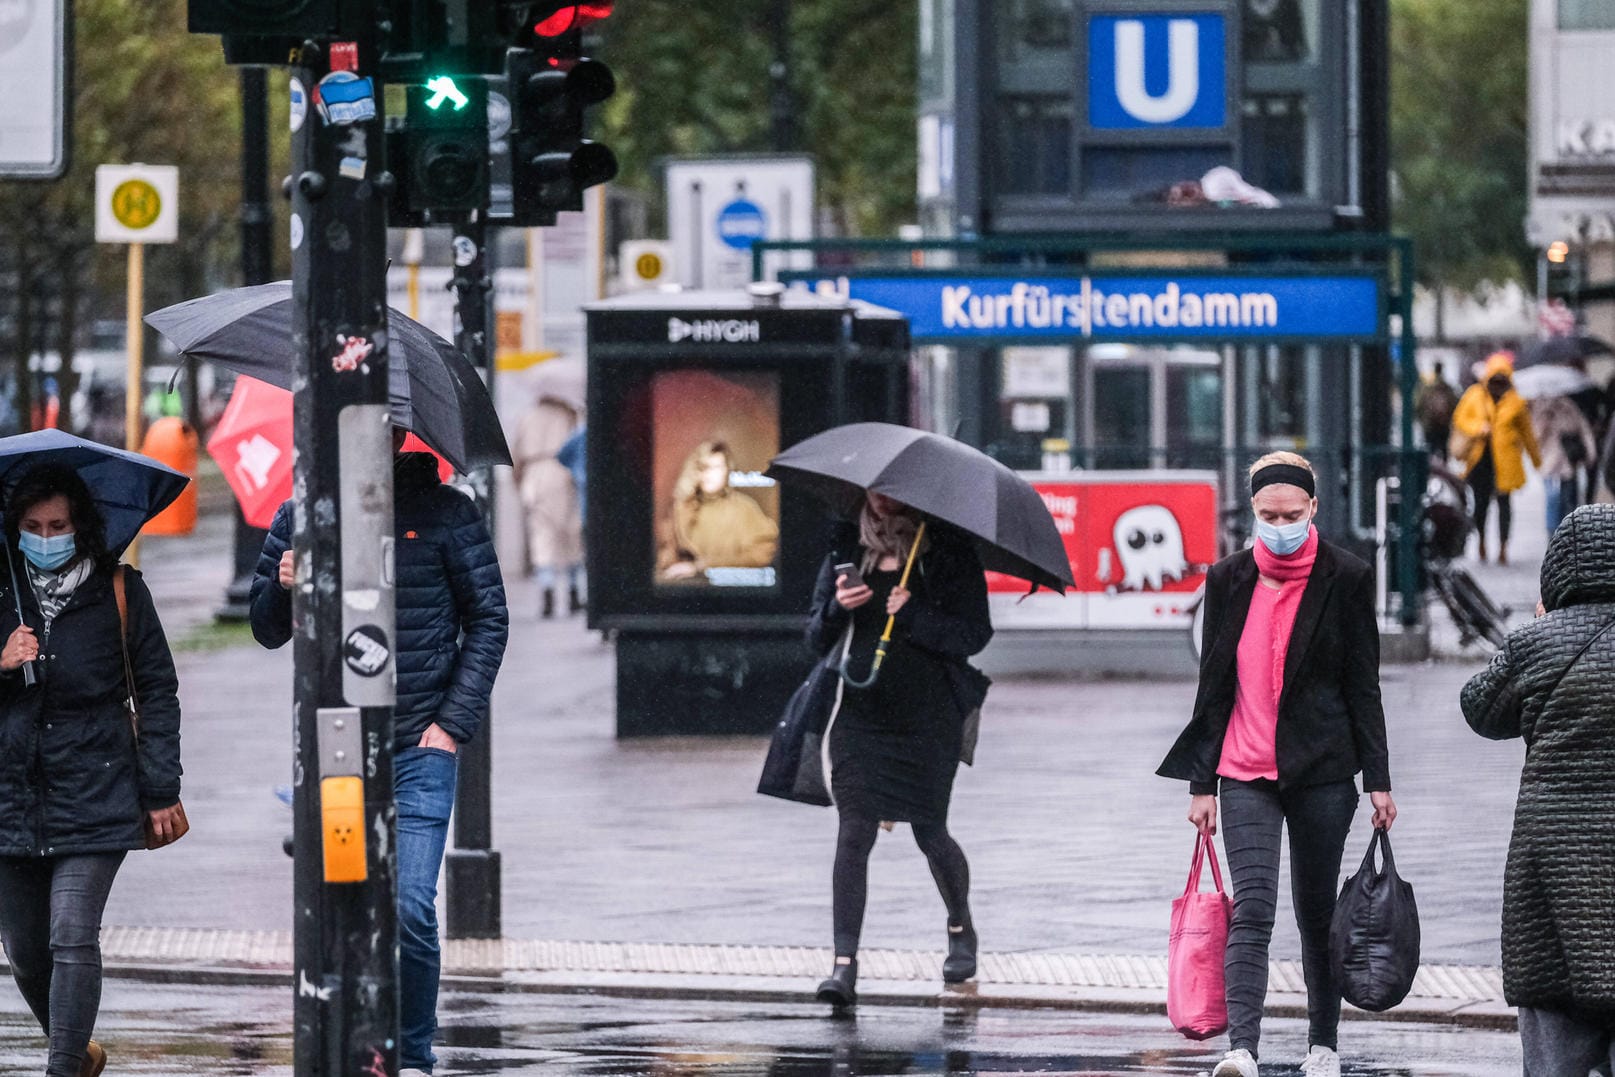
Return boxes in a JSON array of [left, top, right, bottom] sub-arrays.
[[1390, 0, 1532, 290], [0, 0, 273, 419], [598, 0, 918, 236]]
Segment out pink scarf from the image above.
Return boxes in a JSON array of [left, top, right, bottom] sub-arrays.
[[1218, 525, 1319, 782]]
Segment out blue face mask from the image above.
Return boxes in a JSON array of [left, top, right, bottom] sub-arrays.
[[19, 531, 77, 571], [1254, 516, 1311, 556]]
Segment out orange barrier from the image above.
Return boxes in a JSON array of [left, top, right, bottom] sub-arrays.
[[141, 417, 198, 536]]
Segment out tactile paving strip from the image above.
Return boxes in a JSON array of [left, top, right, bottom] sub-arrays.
[[88, 926, 1504, 1002]]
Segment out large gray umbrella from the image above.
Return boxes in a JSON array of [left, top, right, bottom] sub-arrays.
[[767, 422, 1073, 593], [145, 282, 512, 473]]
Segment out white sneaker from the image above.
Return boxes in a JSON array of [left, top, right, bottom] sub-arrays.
[[1300, 1045, 1340, 1077], [399, 1069, 431, 1077], [1212, 1049, 1259, 1077]]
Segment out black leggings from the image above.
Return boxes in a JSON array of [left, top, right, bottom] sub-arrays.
[[0, 853, 126, 1077], [832, 812, 971, 957], [1468, 449, 1512, 545]]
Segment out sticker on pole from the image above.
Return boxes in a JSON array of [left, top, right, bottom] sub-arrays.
[[94, 164, 179, 244], [343, 625, 391, 677], [289, 77, 308, 132], [716, 199, 767, 251], [314, 72, 376, 127]]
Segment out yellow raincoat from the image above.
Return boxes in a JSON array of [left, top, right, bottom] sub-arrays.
[[1452, 355, 1542, 493]]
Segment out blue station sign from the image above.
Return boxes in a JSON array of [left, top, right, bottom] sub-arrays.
[[806, 274, 1383, 342], [1088, 13, 1228, 130]]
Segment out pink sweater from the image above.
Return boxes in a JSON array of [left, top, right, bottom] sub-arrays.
[[1217, 527, 1318, 783]]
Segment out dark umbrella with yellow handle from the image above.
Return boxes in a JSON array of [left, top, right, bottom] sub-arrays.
[[768, 423, 1072, 688]]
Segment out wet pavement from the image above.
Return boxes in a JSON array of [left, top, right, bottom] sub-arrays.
[[0, 982, 1523, 1075]]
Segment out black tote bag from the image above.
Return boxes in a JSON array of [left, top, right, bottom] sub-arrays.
[[1329, 827, 1420, 1012], [757, 635, 848, 807]]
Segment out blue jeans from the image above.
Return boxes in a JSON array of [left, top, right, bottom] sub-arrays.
[[1546, 475, 1580, 537], [396, 746, 459, 1074]]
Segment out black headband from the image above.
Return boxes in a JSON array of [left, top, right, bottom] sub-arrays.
[[1250, 463, 1315, 498]]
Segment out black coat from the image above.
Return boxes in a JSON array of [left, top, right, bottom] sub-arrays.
[[1158, 540, 1391, 795], [0, 561, 181, 856], [1461, 504, 1615, 1021], [806, 524, 993, 664], [250, 453, 509, 749]]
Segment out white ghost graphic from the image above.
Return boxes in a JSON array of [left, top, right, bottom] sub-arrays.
[[1113, 504, 1188, 592]]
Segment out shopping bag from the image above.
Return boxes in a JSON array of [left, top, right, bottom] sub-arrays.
[[1329, 827, 1420, 1012], [1167, 833, 1234, 1039]]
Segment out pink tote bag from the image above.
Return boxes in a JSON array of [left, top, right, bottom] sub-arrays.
[[1167, 833, 1234, 1039]]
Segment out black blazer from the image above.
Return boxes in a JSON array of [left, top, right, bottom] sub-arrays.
[[1157, 540, 1391, 795]]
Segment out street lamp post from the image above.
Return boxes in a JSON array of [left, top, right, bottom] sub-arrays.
[[218, 64, 273, 622]]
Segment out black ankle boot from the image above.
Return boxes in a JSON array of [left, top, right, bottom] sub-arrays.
[[943, 924, 977, 983], [569, 586, 585, 614], [815, 958, 857, 1009], [541, 589, 556, 618]]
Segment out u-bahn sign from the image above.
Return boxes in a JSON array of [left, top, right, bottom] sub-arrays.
[[804, 273, 1382, 343]]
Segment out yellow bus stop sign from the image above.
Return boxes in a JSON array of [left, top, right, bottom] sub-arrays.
[[635, 250, 664, 282], [111, 179, 162, 231]]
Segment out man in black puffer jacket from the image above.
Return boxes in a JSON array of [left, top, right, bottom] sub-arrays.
[[1462, 503, 1615, 1072], [250, 436, 507, 1077]]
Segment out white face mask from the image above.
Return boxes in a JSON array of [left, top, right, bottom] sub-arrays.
[[1254, 515, 1310, 555]]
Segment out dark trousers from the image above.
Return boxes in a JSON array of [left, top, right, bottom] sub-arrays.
[[831, 812, 971, 957], [1220, 778, 1357, 1059], [1520, 1007, 1615, 1075], [1468, 449, 1512, 546], [0, 852, 126, 1077]]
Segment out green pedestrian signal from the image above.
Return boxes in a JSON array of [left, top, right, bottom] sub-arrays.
[[424, 76, 471, 111]]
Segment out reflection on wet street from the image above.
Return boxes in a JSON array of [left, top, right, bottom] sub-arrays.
[[0, 980, 1521, 1075]]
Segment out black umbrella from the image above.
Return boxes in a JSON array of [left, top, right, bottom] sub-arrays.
[[145, 282, 512, 473], [0, 430, 190, 686], [1517, 334, 1615, 369], [767, 422, 1073, 593]]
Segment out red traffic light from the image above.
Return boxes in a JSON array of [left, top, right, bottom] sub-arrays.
[[533, 2, 613, 37]]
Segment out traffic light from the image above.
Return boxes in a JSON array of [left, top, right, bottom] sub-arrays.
[[507, 44, 618, 224], [499, 2, 614, 50], [390, 75, 490, 219], [188, 0, 368, 36]]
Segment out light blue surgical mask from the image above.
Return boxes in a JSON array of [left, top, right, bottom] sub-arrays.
[[1254, 516, 1311, 556], [19, 531, 77, 571]]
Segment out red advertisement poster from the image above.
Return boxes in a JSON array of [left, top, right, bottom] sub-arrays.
[[986, 473, 1218, 630]]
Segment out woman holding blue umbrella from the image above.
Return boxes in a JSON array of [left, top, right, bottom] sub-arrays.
[[0, 460, 185, 1077]]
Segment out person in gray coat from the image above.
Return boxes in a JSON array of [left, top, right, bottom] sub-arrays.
[[1462, 503, 1615, 1073]]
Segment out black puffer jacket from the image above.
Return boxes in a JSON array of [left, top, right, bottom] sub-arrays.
[[1462, 503, 1615, 1022], [250, 453, 508, 749], [0, 561, 181, 856]]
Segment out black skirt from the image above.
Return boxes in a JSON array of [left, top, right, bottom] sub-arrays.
[[828, 569, 962, 824]]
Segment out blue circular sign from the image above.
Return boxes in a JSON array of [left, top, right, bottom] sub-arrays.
[[716, 199, 767, 251]]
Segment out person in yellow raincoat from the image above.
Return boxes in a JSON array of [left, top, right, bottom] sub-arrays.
[[1452, 353, 1542, 564]]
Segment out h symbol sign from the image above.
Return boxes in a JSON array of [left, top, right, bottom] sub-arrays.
[[1088, 13, 1226, 130]]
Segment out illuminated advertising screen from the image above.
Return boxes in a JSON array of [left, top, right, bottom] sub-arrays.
[[651, 369, 781, 589]]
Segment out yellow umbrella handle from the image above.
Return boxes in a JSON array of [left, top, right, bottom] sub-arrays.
[[842, 521, 927, 690]]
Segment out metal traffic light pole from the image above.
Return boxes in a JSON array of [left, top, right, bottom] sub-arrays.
[[445, 211, 501, 938], [287, 36, 400, 1077]]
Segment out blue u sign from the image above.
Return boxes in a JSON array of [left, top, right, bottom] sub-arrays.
[[1088, 13, 1226, 130]]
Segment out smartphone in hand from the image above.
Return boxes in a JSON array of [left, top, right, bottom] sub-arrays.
[[833, 562, 866, 590]]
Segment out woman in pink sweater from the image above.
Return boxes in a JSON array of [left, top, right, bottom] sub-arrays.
[[1159, 452, 1397, 1077]]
